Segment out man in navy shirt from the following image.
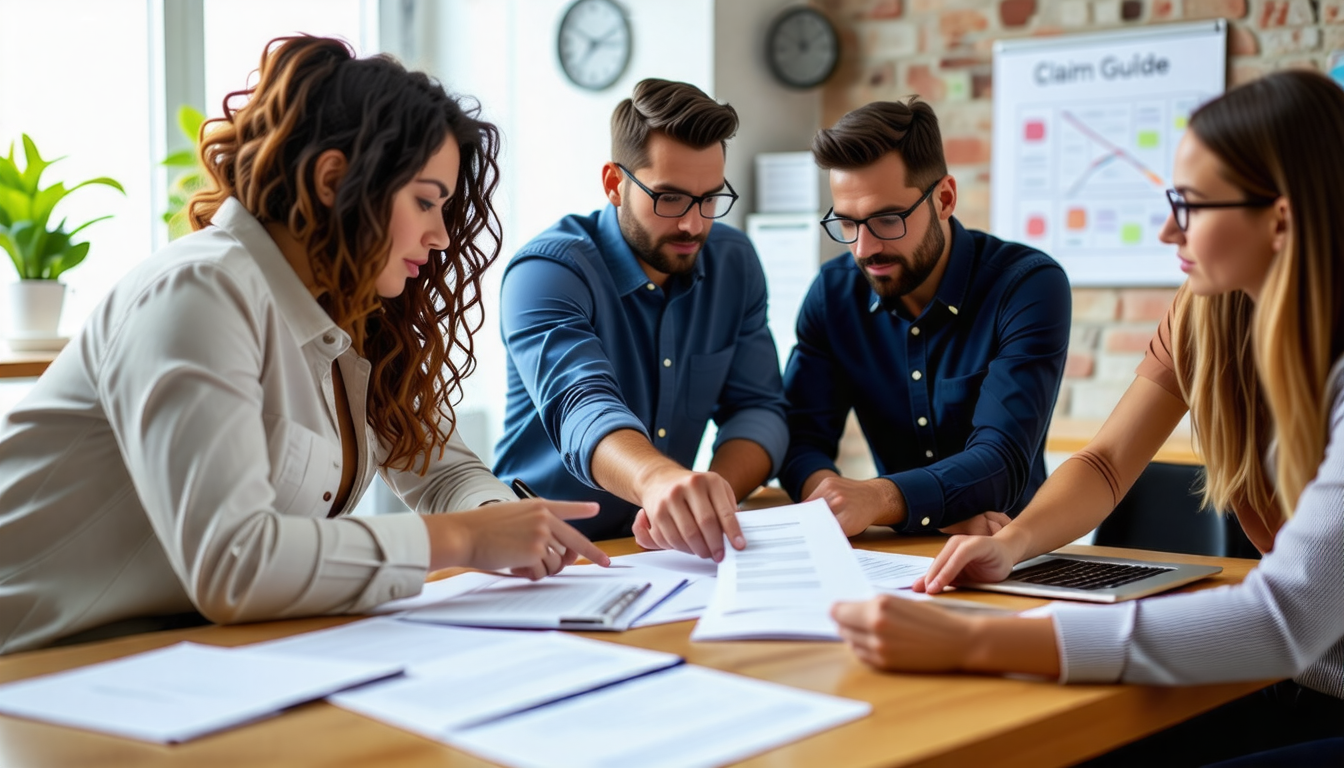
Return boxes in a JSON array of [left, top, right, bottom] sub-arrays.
[[494, 79, 788, 559], [780, 98, 1071, 535]]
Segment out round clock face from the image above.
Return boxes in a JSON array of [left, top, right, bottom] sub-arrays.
[[767, 7, 840, 89], [557, 0, 632, 91]]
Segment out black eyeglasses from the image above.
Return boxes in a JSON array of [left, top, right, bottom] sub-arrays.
[[616, 163, 738, 219], [819, 178, 942, 244], [1165, 188, 1276, 232]]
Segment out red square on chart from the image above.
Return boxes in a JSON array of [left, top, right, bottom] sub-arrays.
[[1026, 216, 1046, 237], [1024, 121, 1046, 141]]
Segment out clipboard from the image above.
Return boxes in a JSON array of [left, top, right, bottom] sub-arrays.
[[402, 577, 682, 632]]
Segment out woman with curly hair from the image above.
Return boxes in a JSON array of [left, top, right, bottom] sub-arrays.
[[0, 36, 606, 654]]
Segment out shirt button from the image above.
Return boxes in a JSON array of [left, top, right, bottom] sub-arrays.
[[910, 327, 920, 336], [663, 358, 672, 367], [917, 416, 928, 426], [911, 370, 922, 381], [645, 283, 656, 291], [323, 491, 333, 501], [925, 449, 934, 458], [657, 428, 667, 438], [322, 333, 335, 345], [921, 517, 931, 526], [948, 306, 959, 315]]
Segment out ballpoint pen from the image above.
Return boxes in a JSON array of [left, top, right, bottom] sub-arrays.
[[511, 478, 537, 499]]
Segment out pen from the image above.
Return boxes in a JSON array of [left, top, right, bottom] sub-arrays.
[[511, 478, 537, 499]]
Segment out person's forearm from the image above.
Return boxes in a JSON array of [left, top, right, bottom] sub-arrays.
[[591, 428, 681, 507], [708, 438, 772, 502], [963, 616, 1061, 678], [995, 456, 1127, 562]]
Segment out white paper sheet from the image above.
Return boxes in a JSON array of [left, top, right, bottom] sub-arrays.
[[247, 616, 517, 671], [401, 572, 685, 631], [0, 642, 399, 743], [328, 632, 681, 737], [691, 500, 874, 641], [447, 665, 870, 768], [855, 550, 936, 592]]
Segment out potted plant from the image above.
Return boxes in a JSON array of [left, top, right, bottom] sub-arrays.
[[0, 134, 124, 349]]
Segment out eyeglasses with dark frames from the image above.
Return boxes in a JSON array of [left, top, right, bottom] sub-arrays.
[[1165, 188, 1277, 232], [819, 178, 943, 244], [616, 163, 739, 219]]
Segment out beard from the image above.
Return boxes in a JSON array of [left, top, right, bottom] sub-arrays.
[[855, 206, 945, 300], [619, 205, 706, 277]]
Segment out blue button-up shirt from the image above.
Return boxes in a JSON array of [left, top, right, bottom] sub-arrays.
[[494, 205, 789, 540], [779, 217, 1071, 532]]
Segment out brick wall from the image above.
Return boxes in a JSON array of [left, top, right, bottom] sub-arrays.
[[816, 0, 1341, 421]]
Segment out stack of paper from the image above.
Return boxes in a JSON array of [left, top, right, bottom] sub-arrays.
[[692, 500, 876, 641], [0, 642, 399, 743]]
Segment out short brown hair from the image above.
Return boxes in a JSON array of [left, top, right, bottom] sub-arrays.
[[811, 98, 946, 188], [611, 78, 738, 169]]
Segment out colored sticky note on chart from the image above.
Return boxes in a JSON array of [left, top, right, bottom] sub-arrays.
[[1026, 215, 1046, 237], [1066, 208, 1087, 230], [1136, 130, 1160, 149], [1024, 120, 1046, 141], [1121, 223, 1143, 244]]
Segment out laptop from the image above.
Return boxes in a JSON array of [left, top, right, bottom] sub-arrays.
[[961, 553, 1222, 603]]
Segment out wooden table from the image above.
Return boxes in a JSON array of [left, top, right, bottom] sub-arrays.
[[0, 349, 57, 379], [0, 533, 1267, 768]]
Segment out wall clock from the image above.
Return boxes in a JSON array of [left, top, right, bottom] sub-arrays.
[[766, 6, 840, 89], [557, 0, 632, 91]]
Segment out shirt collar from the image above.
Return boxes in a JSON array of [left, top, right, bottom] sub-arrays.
[[211, 197, 346, 350], [597, 204, 706, 296], [865, 216, 974, 321]]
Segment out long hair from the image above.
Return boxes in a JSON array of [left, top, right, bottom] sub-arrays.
[[189, 36, 502, 473], [1174, 70, 1344, 525]]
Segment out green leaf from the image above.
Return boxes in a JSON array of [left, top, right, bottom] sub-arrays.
[[67, 176, 125, 195], [0, 227, 21, 277], [30, 182, 66, 230], [178, 105, 206, 143], [48, 240, 89, 280], [161, 149, 198, 168], [67, 214, 111, 238], [20, 134, 61, 195], [0, 186, 31, 222], [11, 221, 43, 279], [0, 154, 22, 191]]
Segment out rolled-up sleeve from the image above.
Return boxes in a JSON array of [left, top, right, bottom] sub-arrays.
[[893, 262, 1071, 531], [499, 256, 647, 489], [98, 264, 430, 624], [710, 252, 788, 473]]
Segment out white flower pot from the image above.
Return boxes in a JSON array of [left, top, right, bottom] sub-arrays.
[[7, 281, 67, 349]]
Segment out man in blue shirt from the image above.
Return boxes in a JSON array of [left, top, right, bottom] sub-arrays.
[[781, 98, 1071, 535], [495, 79, 788, 559]]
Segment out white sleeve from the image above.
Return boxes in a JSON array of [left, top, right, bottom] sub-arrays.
[[98, 263, 430, 624], [378, 410, 517, 513], [1052, 373, 1344, 695]]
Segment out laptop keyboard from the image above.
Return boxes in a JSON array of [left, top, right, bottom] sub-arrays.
[[1010, 559, 1174, 590]]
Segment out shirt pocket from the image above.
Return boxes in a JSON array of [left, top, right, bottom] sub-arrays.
[[687, 346, 737, 425], [262, 414, 341, 517], [936, 369, 989, 430]]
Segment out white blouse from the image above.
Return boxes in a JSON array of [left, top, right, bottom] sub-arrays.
[[0, 198, 513, 653]]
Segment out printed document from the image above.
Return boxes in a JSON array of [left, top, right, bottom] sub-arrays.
[[856, 550, 936, 591], [0, 642, 398, 743], [447, 665, 870, 768], [691, 500, 875, 641]]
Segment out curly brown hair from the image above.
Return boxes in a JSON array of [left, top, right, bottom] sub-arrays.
[[189, 36, 502, 474]]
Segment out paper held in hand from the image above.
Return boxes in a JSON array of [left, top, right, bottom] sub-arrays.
[[691, 499, 875, 641]]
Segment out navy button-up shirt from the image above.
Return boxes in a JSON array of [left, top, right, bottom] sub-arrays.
[[779, 217, 1071, 532], [494, 205, 789, 540]]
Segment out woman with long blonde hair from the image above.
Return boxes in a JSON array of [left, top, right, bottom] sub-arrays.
[[832, 69, 1344, 765], [0, 36, 605, 654]]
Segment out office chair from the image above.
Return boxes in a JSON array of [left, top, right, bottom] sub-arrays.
[[1093, 461, 1259, 559]]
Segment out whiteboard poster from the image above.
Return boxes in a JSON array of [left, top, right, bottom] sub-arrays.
[[991, 21, 1226, 286], [746, 212, 822, 370]]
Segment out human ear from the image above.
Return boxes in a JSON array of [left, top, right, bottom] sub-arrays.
[[1270, 196, 1290, 255], [601, 162, 623, 207], [312, 149, 349, 208], [934, 175, 958, 222]]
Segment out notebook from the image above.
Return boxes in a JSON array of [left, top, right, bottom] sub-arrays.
[[961, 552, 1222, 603]]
